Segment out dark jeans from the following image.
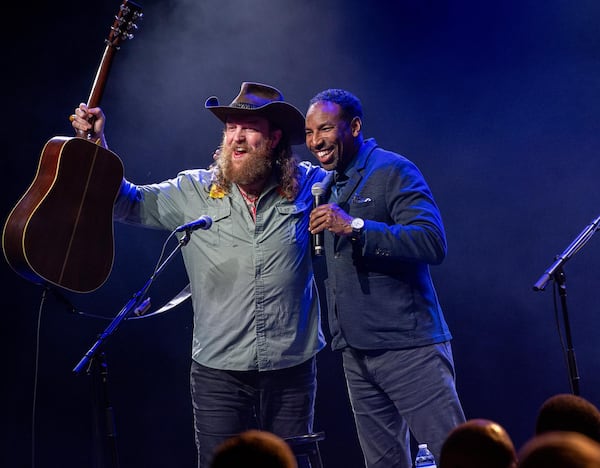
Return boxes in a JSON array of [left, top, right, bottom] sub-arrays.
[[190, 357, 317, 468], [342, 342, 465, 468]]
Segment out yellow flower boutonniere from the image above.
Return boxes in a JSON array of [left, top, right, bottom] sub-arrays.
[[209, 184, 226, 199]]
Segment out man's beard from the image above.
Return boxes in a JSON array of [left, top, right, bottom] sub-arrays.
[[220, 137, 275, 186]]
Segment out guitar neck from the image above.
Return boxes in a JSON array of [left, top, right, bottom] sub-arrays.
[[77, 0, 143, 138], [87, 44, 118, 108]]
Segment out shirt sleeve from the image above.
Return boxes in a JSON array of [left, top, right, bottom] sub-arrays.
[[113, 171, 210, 231]]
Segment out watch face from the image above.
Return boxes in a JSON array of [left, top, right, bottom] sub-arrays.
[[351, 218, 364, 230]]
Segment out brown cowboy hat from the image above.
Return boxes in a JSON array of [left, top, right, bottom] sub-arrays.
[[205, 82, 305, 145]]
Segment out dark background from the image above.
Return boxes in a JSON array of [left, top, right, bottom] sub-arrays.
[[3, 1, 600, 467]]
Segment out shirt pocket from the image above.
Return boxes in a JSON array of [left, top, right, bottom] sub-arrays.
[[275, 202, 310, 244], [205, 205, 234, 246]]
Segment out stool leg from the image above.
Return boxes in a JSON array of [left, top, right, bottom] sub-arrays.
[[309, 444, 323, 468], [284, 432, 325, 468]]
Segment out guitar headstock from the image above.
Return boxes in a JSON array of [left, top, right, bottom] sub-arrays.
[[107, 0, 143, 49]]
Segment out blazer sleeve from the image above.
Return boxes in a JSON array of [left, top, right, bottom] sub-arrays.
[[359, 153, 446, 265]]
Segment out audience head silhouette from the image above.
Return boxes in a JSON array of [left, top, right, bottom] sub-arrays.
[[535, 393, 600, 443], [518, 431, 600, 467], [210, 430, 297, 468], [439, 418, 517, 468]]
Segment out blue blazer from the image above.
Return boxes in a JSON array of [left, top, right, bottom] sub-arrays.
[[323, 138, 453, 351]]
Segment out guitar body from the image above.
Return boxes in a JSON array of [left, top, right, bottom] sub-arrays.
[[3, 137, 124, 292], [2, 0, 142, 293]]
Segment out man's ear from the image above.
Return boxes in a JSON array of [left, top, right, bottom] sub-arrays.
[[350, 117, 362, 137], [270, 128, 282, 148]]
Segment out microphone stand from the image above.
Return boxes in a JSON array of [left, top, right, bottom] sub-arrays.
[[532, 214, 600, 396], [73, 229, 194, 468]]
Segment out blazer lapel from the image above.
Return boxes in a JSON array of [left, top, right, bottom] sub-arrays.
[[333, 171, 362, 251], [337, 173, 361, 206]]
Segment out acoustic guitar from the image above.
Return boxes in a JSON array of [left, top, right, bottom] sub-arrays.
[[2, 0, 143, 293]]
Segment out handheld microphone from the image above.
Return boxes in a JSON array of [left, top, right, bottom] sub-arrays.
[[311, 183, 327, 256], [175, 215, 213, 233]]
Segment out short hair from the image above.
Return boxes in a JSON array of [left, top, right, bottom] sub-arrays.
[[210, 430, 297, 468], [536, 394, 600, 443], [439, 419, 517, 468], [518, 431, 600, 468], [309, 89, 363, 122]]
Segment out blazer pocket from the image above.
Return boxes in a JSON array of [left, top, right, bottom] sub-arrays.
[[350, 193, 374, 206]]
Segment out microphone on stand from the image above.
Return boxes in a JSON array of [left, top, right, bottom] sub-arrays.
[[175, 215, 213, 233], [133, 297, 152, 316]]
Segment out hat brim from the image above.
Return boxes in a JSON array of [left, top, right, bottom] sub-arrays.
[[205, 98, 306, 145]]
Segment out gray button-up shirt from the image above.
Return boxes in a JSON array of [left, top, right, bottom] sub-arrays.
[[114, 161, 327, 371]]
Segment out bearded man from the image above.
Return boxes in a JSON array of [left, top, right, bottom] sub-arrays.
[[71, 82, 327, 468]]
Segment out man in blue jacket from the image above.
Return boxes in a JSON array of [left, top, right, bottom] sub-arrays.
[[306, 88, 465, 468]]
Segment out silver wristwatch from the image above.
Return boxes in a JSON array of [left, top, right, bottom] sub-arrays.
[[350, 217, 365, 241]]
